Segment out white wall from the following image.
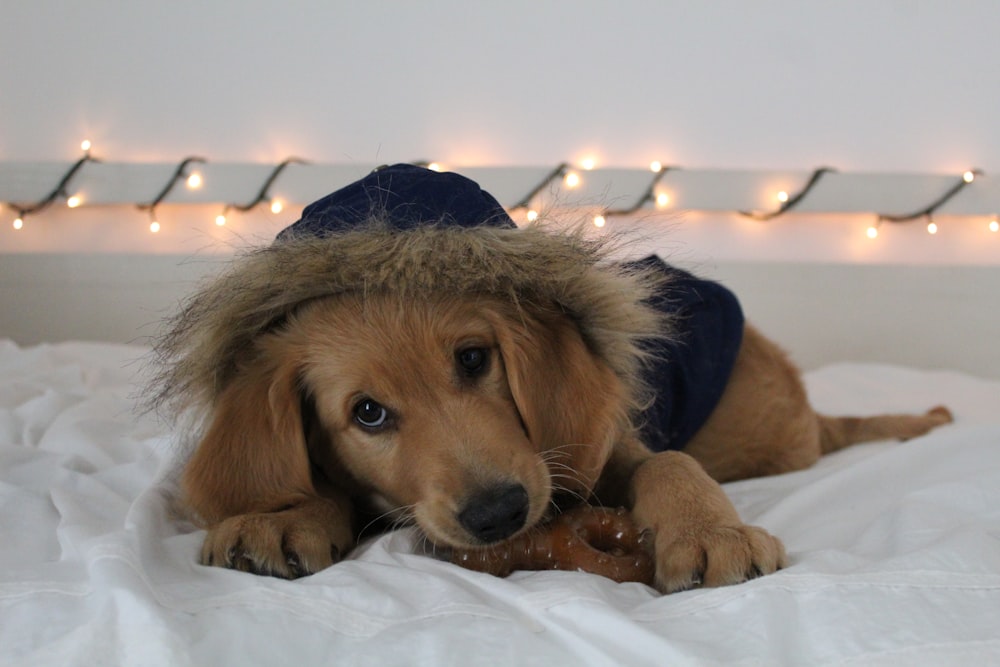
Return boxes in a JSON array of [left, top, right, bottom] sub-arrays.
[[3, 1, 999, 262], [2, 1, 998, 373], [3, 1, 999, 171]]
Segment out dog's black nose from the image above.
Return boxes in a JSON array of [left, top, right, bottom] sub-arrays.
[[457, 483, 530, 544]]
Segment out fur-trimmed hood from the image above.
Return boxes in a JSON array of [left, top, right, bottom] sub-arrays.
[[150, 220, 672, 419]]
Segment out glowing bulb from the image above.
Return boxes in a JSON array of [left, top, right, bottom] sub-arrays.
[[655, 192, 670, 208], [649, 161, 663, 173], [963, 170, 976, 183], [186, 172, 203, 189], [593, 214, 606, 228], [581, 157, 596, 171], [776, 191, 789, 203], [80, 139, 92, 152], [426, 162, 442, 172], [927, 221, 938, 235], [66, 195, 82, 208], [564, 172, 580, 188], [270, 199, 284, 214], [526, 209, 539, 222], [866, 226, 879, 239], [215, 214, 227, 226], [13, 217, 24, 230], [149, 221, 161, 233], [989, 219, 999, 233]]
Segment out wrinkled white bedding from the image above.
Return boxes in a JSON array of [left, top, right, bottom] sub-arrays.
[[1, 339, 998, 666]]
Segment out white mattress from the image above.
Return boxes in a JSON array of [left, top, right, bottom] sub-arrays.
[[1, 339, 999, 666]]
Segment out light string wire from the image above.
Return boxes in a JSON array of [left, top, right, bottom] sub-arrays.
[[9, 149, 99, 224], [604, 166, 674, 218], [220, 157, 309, 218], [2, 149, 993, 236], [876, 169, 981, 225], [510, 162, 570, 211], [739, 166, 836, 221], [137, 156, 206, 226]]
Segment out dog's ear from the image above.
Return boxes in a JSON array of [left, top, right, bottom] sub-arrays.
[[491, 309, 629, 494], [181, 341, 315, 525]]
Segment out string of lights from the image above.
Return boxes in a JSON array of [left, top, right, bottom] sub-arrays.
[[138, 156, 205, 233], [739, 166, 836, 221], [869, 169, 982, 237], [2, 141, 998, 239], [7, 141, 99, 229]]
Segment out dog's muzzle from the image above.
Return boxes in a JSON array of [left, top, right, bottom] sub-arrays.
[[457, 483, 530, 544]]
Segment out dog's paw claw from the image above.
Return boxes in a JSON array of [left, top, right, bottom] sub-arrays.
[[653, 524, 786, 594], [200, 504, 352, 579]]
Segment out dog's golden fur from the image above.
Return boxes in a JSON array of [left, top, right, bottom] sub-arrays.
[[155, 223, 952, 593]]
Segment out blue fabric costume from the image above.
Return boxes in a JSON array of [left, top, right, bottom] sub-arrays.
[[277, 164, 744, 452]]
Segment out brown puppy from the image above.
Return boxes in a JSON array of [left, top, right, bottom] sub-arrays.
[[156, 224, 951, 593]]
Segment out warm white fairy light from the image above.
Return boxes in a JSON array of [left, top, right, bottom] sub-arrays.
[[8, 156, 1000, 246], [80, 139, 92, 153]]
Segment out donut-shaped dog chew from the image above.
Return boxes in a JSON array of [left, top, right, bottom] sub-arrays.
[[450, 506, 655, 585]]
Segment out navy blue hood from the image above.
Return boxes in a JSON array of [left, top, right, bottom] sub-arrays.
[[277, 163, 515, 241]]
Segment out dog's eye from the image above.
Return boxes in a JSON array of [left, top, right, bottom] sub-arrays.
[[353, 398, 389, 429], [456, 346, 489, 376]]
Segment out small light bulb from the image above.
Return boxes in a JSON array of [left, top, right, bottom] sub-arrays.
[[656, 192, 670, 208], [80, 139, 92, 152], [215, 214, 227, 227], [593, 214, 606, 228], [427, 162, 442, 172], [776, 191, 789, 203], [66, 195, 82, 208], [564, 172, 580, 188], [963, 170, 976, 183], [186, 172, 203, 189], [649, 161, 663, 173], [989, 219, 999, 233], [526, 209, 539, 222], [581, 157, 596, 171], [927, 221, 938, 235], [13, 217, 24, 230], [149, 221, 161, 233], [270, 199, 284, 214], [866, 226, 879, 239]]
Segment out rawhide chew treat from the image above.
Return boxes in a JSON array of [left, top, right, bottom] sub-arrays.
[[450, 505, 654, 585]]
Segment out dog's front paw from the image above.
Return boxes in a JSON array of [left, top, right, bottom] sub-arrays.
[[652, 523, 786, 593], [199, 499, 353, 579]]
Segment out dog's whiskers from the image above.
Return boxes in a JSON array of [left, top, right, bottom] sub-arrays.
[[357, 503, 416, 541]]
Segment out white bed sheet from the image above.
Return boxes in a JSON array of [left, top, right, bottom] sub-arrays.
[[1, 339, 998, 666]]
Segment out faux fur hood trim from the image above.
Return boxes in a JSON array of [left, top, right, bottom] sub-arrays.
[[149, 221, 673, 419]]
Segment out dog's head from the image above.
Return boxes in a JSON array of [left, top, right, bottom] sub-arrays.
[[186, 290, 633, 548], [155, 224, 669, 548]]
